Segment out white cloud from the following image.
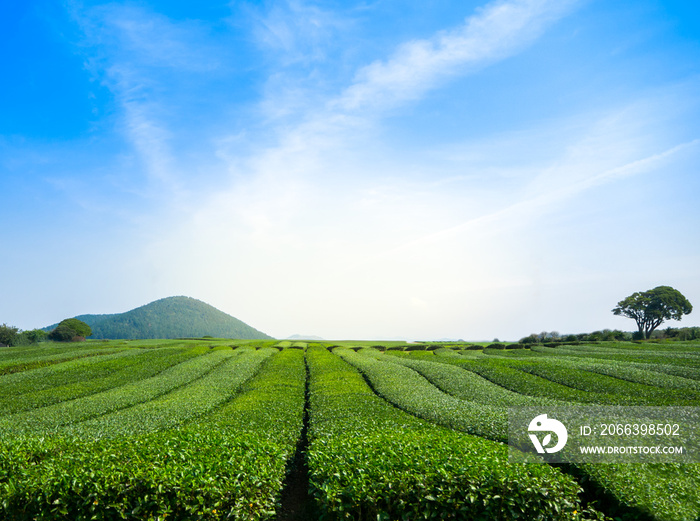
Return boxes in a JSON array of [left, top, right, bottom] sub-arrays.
[[240, 0, 582, 149], [335, 0, 580, 113], [245, 0, 353, 65], [75, 3, 221, 72]]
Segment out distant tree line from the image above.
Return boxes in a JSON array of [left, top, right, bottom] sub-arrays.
[[518, 326, 700, 345], [0, 324, 47, 347], [518, 330, 628, 344], [0, 318, 92, 347], [654, 326, 700, 341], [517, 286, 695, 345]]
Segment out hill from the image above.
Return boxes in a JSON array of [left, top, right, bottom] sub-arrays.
[[44, 297, 272, 340]]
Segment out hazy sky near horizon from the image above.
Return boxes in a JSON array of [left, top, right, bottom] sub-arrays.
[[2, 0, 699, 340]]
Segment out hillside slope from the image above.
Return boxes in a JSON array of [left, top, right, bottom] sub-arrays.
[[46, 297, 272, 340]]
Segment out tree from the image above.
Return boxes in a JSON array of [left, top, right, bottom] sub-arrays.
[[48, 318, 92, 342], [14, 329, 47, 346], [613, 286, 693, 339], [48, 324, 78, 342], [0, 324, 19, 346], [20, 329, 48, 344], [60, 318, 92, 338]]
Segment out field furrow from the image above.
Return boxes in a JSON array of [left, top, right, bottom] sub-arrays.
[[0, 347, 232, 434], [336, 346, 509, 440], [529, 357, 700, 392], [381, 348, 558, 406], [0, 346, 127, 375], [0, 348, 144, 394], [66, 347, 275, 437], [0, 348, 201, 416], [513, 363, 700, 405], [431, 351, 640, 404]]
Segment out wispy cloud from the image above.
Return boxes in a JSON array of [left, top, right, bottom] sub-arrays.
[[231, 0, 583, 191], [389, 136, 700, 255], [335, 0, 580, 113], [245, 0, 351, 65], [238, 0, 583, 141], [74, 3, 221, 72], [201, 0, 584, 254], [66, 3, 225, 200]]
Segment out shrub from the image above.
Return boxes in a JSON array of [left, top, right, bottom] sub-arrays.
[[404, 344, 429, 351]]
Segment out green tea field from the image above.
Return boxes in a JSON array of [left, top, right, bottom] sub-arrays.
[[1, 339, 699, 520]]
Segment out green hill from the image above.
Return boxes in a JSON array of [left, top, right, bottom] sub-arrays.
[[45, 297, 272, 340]]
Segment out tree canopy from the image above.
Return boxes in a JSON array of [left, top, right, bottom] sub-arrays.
[[613, 286, 693, 339], [0, 324, 19, 347], [48, 318, 92, 342]]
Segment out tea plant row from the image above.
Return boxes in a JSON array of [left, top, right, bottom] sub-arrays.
[[0, 345, 305, 520], [342, 344, 700, 521], [306, 346, 595, 520]]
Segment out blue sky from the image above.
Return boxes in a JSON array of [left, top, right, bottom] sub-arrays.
[[2, 0, 699, 340]]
